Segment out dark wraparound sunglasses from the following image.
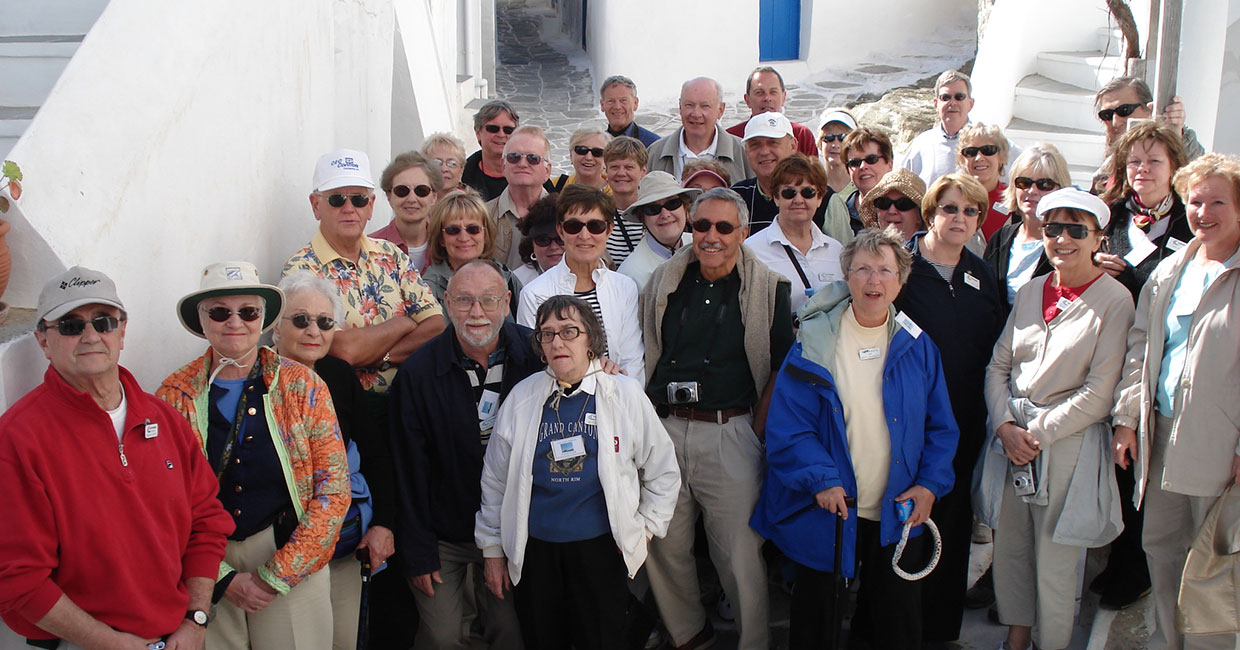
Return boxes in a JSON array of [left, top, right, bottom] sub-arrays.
[[533, 234, 564, 247], [874, 196, 919, 212], [484, 124, 516, 134], [561, 218, 609, 235], [846, 154, 886, 169], [205, 306, 263, 323], [286, 314, 336, 330], [640, 197, 685, 216], [961, 145, 1000, 158], [43, 315, 125, 336], [393, 184, 432, 198], [1013, 177, 1059, 191], [820, 133, 848, 143], [573, 145, 605, 158], [324, 193, 371, 209], [779, 187, 819, 200], [1043, 222, 1095, 239], [444, 223, 484, 236], [691, 219, 738, 235], [1097, 103, 1143, 122]]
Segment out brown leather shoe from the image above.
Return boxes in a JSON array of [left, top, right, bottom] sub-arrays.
[[671, 622, 716, 650]]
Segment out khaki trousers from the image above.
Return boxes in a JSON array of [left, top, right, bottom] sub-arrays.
[[993, 431, 1084, 650], [1144, 415, 1239, 650], [411, 541, 522, 650], [208, 526, 333, 650], [328, 556, 362, 650], [645, 414, 769, 650]]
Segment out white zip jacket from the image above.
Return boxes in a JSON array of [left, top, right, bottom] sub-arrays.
[[474, 361, 681, 584], [516, 258, 645, 379]]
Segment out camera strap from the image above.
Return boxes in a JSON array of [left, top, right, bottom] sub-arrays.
[[892, 517, 942, 581]]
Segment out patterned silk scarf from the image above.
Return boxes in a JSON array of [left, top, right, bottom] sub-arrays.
[[1128, 192, 1175, 229]]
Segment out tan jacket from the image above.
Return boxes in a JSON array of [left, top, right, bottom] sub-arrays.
[[985, 272, 1134, 448], [1113, 240, 1240, 502]]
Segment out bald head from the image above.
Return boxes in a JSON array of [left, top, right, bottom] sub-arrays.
[[446, 260, 510, 350], [679, 77, 725, 142]]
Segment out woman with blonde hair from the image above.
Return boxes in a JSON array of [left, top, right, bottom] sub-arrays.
[[955, 122, 1012, 241], [421, 189, 523, 316], [553, 127, 614, 191], [421, 132, 468, 191]]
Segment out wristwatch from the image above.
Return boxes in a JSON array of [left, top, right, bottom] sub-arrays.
[[186, 609, 210, 628]]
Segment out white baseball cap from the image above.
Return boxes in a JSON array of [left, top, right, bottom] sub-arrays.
[[743, 112, 794, 141], [818, 108, 858, 132], [313, 149, 375, 192], [1036, 186, 1111, 230]]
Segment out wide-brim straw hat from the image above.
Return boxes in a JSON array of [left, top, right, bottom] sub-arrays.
[[622, 171, 702, 223], [177, 261, 285, 338], [858, 169, 928, 229]]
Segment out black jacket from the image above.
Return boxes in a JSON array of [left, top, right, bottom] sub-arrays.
[[388, 320, 543, 576], [1104, 195, 1191, 301], [983, 219, 1053, 319], [895, 235, 1005, 473]]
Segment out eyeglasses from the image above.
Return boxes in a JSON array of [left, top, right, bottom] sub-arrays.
[[447, 295, 506, 313], [961, 145, 1000, 158], [691, 219, 738, 235], [392, 184, 432, 198], [203, 306, 263, 323], [779, 187, 819, 200], [1097, 103, 1144, 122], [938, 204, 981, 218], [42, 315, 125, 336], [1043, 222, 1095, 239], [874, 196, 919, 212], [322, 193, 372, 209], [534, 326, 582, 344], [938, 92, 969, 102], [443, 223, 484, 236], [484, 124, 516, 135], [504, 152, 543, 166], [285, 314, 336, 330], [431, 157, 462, 169], [640, 197, 685, 216], [532, 234, 564, 247], [1013, 177, 1059, 191], [561, 218, 609, 235], [820, 133, 848, 143], [846, 154, 886, 169], [573, 145, 605, 158], [849, 266, 898, 280]]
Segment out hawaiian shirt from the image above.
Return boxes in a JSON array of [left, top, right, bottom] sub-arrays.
[[283, 230, 443, 392]]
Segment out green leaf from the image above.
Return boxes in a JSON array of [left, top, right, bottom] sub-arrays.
[[2, 160, 21, 182], [0, 196, 8, 213]]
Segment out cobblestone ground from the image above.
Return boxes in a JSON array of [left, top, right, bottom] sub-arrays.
[[491, 1, 1157, 648]]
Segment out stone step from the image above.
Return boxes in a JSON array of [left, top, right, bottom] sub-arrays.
[[1012, 74, 1103, 134], [0, 40, 81, 107], [1036, 50, 1125, 94], [1005, 117, 1107, 169], [1097, 26, 1127, 58]]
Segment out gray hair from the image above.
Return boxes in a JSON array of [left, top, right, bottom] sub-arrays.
[[277, 271, 344, 324], [955, 122, 1011, 172], [472, 100, 520, 131], [840, 226, 914, 285], [533, 295, 607, 360], [935, 70, 972, 95], [680, 77, 723, 104], [505, 125, 551, 158], [600, 75, 637, 95], [1094, 76, 1152, 110], [690, 187, 750, 228], [420, 132, 467, 164]]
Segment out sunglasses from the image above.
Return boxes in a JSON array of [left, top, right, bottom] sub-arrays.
[[504, 152, 543, 166], [443, 223, 484, 236], [1013, 177, 1059, 191], [779, 187, 819, 200], [1043, 222, 1095, 239], [640, 197, 685, 216], [820, 133, 848, 143], [938, 92, 969, 102], [846, 153, 886, 169], [691, 219, 738, 235], [561, 218, 609, 235], [874, 196, 919, 212], [204, 306, 263, 323], [573, 145, 606, 158], [938, 204, 981, 218], [532, 234, 564, 247], [392, 184, 432, 198], [286, 314, 336, 330], [323, 193, 371, 209], [431, 157, 461, 169], [484, 124, 516, 135], [534, 326, 583, 344], [961, 145, 1000, 158], [1097, 103, 1143, 122], [42, 315, 124, 336]]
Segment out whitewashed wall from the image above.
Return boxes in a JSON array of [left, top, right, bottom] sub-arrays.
[[1209, 0, 1240, 154]]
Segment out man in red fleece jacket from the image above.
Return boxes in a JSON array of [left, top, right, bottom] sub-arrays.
[[0, 267, 233, 650]]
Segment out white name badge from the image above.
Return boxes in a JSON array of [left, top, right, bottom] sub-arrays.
[[991, 201, 1011, 216], [551, 435, 586, 461], [1167, 237, 1189, 252], [584, 412, 597, 426], [963, 272, 981, 290], [1056, 296, 1073, 312], [144, 423, 158, 439], [818, 272, 836, 283], [858, 347, 882, 361], [478, 389, 500, 431], [894, 311, 922, 338]]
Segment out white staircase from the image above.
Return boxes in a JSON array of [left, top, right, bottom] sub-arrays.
[[1005, 28, 1127, 188], [0, 0, 109, 159]]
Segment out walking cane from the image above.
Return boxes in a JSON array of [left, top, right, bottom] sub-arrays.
[[830, 496, 857, 650], [356, 547, 372, 650]]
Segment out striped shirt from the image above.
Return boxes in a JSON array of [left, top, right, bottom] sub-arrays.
[[459, 346, 507, 446], [574, 288, 609, 356], [606, 215, 644, 268]]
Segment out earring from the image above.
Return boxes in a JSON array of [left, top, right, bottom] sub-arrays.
[[587, 350, 596, 359]]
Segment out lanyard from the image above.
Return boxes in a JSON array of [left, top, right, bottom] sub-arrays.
[[212, 360, 263, 480]]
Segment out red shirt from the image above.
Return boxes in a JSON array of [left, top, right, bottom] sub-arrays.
[[980, 182, 1009, 242], [1042, 273, 1103, 323]]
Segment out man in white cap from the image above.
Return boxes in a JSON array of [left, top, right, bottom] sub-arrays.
[[724, 66, 819, 157], [0, 267, 233, 650], [732, 111, 801, 235]]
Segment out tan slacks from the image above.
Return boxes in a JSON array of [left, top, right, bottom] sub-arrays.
[[1143, 415, 1239, 650], [208, 526, 333, 650], [645, 414, 769, 650], [993, 431, 1084, 650], [328, 556, 363, 650]]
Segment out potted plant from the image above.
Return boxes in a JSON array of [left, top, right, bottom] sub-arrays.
[[0, 159, 20, 322]]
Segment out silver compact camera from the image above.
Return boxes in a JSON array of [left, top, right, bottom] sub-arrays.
[[1011, 462, 1037, 497], [666, 381, 700, 405]]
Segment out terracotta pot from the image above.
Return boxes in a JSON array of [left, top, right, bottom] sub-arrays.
[[0, 218, 10, 302]]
